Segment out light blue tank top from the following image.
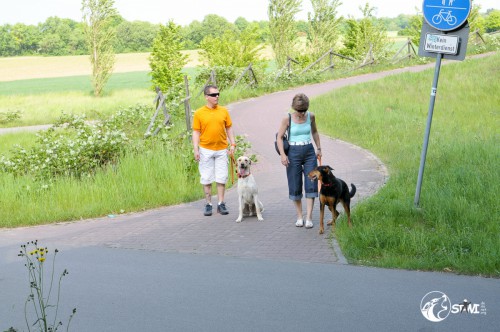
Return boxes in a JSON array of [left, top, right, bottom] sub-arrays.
[[289, 112, 311, 143]]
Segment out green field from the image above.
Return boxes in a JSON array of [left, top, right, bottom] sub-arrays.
[[0, 67, 201, 128]]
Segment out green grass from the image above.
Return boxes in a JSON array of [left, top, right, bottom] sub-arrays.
[[0, 89, 154, 127], [314, 52, 500, 276], [0, 68, 202, 96], [0, 68, 202, 127], [0, 72, 151, 95], [0, 131, 38, 156], [0, 143, 201, 227]]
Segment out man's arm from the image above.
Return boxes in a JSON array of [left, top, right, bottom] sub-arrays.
[[226, 126, 236, 155], [192, 130, 201, 161]]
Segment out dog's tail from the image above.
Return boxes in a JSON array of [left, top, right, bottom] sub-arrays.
[[349, 184, 356, 198]]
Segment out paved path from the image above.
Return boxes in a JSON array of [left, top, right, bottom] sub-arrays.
[[1, 62, 499, 331], [1, 68, 407, 263]]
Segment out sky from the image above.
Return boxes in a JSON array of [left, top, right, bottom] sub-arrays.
[[1, 0, 498, 26]]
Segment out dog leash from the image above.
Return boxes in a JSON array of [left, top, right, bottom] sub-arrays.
[[317, 154, 322, 191], [229, 153, 237, 185]]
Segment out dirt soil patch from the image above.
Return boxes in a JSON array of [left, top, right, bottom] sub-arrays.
[[0, 51, 202, 82]]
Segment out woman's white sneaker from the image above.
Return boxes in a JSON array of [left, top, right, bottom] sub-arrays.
[[295, 219, 304, 227], [305, 220, 313, 228]]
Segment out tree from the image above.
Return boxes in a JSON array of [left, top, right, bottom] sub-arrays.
[[39, 33, 65, 55], [115, 20, 159, 53], [10, 23, 40, 55], [37, 17, 87, 55], [201, 14, 238, 39], [341, 3, 392, 60], [199, 24, 264, 68], [484, 9, 500, 33], [235, 17, 250, 32], [400, 12, 423, 47], [180, 20, 204, 50], [268, 0, 302, 68], [307, 0, 343, 59], [180, 15, 236, 51], [149, 21, 187, 105], [81, 0, 117, 97], [0, 25, 17, 56], [468, 4, 485, 34], [257, 20, 270, 43]]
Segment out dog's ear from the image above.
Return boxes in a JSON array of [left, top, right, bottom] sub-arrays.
[[327, 166, 334, 171]]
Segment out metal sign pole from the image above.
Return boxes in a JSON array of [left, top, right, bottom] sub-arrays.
[[414, 53, 443, 207]]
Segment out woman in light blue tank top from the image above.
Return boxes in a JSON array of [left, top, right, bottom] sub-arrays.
[[276, 93, 322, 229]]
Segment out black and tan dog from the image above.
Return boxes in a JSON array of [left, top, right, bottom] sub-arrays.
[[308, 165, 356, 234]]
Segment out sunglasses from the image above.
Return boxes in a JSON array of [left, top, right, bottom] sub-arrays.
[[206, 93, 220, 97]]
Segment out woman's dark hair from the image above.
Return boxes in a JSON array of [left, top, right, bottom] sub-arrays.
[[292, 93, 309, 112]]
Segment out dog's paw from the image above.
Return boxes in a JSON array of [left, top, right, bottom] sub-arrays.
[[235, 217, 243, 223], [257, 217, 264, 221]]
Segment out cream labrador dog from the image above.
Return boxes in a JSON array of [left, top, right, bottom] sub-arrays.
[[235, 156, 264, 222]]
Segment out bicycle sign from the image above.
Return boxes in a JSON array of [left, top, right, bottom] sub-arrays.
[[423, 0, 471, 31], [432, 9, 457, 26]]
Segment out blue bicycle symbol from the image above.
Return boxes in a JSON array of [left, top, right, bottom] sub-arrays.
[[432, 9, 457, 26]]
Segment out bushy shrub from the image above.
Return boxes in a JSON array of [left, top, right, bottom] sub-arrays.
[[195, 65, 240, 90], [0, 110, 22, 124], [0, 105, 152, 180]]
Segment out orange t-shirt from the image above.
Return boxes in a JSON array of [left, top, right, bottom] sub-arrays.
[[192, 105, 233, 151]]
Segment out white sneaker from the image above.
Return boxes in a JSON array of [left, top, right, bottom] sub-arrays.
[[305, 220, 313, 228], [295, 219, 304, 227]]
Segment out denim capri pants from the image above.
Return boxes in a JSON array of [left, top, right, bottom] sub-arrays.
[[286, 144, 318, 200]]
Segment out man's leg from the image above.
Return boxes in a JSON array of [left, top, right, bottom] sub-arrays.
[[216, 182, 225, 204], [213, 149, 229, 215], [204, 184, 212, 204], [199, 147, 215, 216]]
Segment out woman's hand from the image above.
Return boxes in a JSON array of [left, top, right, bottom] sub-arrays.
[[316, 149, 322, 159], [281, 154, 289, 167]]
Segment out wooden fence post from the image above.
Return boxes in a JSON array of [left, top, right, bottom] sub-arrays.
[[301, 49, 355, 74], [471, 28, 485, 45], [146, 87, 171, 137], [184, 75, 192, 133], [231, 63, 258, 89]]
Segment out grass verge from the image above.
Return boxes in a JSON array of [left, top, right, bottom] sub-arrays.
[[0, 142, 201, 227], [313, 52, 499, 276]]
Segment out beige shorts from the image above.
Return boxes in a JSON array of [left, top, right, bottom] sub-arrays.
[[199, 147, 228, 185]]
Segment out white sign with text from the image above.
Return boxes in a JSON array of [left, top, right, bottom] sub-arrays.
[[424, 33, 459, 55]]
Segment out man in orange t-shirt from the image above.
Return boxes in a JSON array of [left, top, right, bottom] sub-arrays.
[[192, 85, 236, 216]]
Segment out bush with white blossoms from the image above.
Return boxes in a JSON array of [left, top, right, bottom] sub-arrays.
[[0, 105, 151, 180]]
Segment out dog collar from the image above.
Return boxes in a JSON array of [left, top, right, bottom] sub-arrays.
[[321, 182, 333, 187], [238, 173, 251, 178]]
